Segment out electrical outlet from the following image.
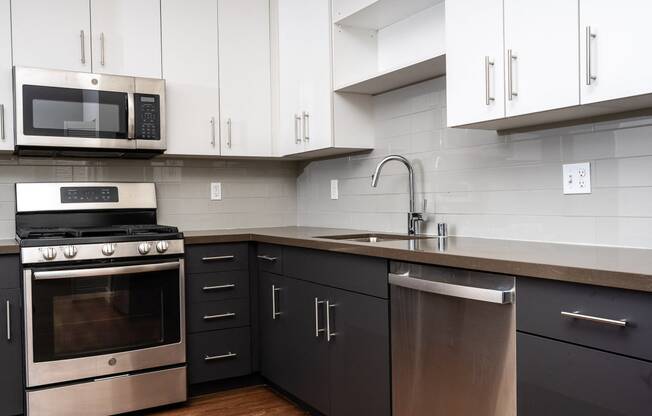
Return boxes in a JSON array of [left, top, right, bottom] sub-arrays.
[[210, 182, 222, 200], [330, 179, 339, 200], [562, 163, 591, 194]]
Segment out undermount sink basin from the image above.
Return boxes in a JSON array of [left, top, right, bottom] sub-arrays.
[[316, 233, 431, 243]]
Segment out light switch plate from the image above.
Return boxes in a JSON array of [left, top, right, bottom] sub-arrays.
[[563, 163, 591, 194], [210, 182, 222, 200], [330, 179, 339, 200]]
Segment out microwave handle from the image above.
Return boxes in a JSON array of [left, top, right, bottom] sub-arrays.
[[127, 92, 135, 139], [33, 261, 180, 280]]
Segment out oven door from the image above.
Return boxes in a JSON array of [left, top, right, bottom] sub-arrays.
[[23, 259, 185, 387]]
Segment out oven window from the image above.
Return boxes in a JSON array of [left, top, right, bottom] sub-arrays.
[[31, 263, 181, 362], [23, 85, 128, 139]]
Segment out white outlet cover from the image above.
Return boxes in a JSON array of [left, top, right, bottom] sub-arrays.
[[330, 179, 339, 200], [210, 182, 222, 200], [562, 163, 591, 194]]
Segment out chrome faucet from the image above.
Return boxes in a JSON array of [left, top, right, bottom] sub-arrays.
[[371, 155, 424, 235]]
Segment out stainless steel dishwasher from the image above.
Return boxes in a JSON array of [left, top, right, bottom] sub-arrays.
[[389, 261, 516, 416]]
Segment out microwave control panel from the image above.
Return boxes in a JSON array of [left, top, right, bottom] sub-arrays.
[[134, 93, 160, 140]]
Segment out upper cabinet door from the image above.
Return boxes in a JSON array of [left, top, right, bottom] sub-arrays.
[[11, 0, 92, 72], [0, 0, 13, 151], [90, 0, 162, 78], [580, 0, 652, 105], [504, 0, 579, 117], [446, 0, 505, 127], [218, 0, 272, 157], [161, 0, 220, 156]]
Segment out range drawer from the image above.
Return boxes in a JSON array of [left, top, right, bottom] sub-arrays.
[[517, 278, 652, 361], [186, 243, 249, 274], [283, 247, 388, 298], [256, 244, 282, 275], [187, 298, 250, 333], [187, 271, 249, 303], [188, 327, 252, 384], [518, 332, 652, 416]]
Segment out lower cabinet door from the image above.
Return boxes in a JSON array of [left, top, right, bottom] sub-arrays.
[[326, 287, 390, 416], [518, 332, 652, 416], [188, 327, 251, 384], [0, 289, 23, 416]]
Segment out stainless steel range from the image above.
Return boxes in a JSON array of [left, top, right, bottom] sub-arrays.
[[16, 182, 187, 416]]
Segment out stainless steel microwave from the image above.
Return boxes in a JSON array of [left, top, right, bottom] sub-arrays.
[[13, 67, 166, 157]]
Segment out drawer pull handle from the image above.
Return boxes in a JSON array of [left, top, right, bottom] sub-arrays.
[[561, 311, 628, 328], [202, 255, 235, 262], [257, 255, 278, 262], [205, 352, 237, 361], [202, 284, 235, 291], [203, 312, 236, 320]]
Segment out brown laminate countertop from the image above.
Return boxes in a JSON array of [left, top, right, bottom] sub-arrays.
[[184, 226, 652, 293], [0, 239, 19, 255]]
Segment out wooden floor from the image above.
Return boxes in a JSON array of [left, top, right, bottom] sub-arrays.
[[145, 386, 309, 416]]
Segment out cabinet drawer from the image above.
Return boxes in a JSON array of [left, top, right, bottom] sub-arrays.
[[188, 327, 252, 384], [256, 244, 282, 275], [187, 271, 249, 303], [283, 247, 388, 298], [0, 255, 20, 289], [517, 278, 652, 361], [188, 298, 250, 333], [518, 333, 652, 416], [186, 243, 249, 274]]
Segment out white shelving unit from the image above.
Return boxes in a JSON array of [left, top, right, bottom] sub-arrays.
[[332, 0, 445, 95]]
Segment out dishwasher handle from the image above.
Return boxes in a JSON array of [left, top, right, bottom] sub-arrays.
[[389, 272, 514, 304]]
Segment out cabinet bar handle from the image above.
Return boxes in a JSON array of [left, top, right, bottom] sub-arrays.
[[485, 56, 495, 106], [201, 255, 235, 262], [302, 111, 310, 142], [100, 32, 105, 66], [210, 117, 216, 146], [272, 285, 281, 320], [203, 312, 236, 320], [561, 311, 627, 327], [0, 104, 4, 141], [202, 284, 235, 291], [5, 300, 9, 341], [226, 118, 232, 148], [326, 300, 337, 342], [205, 352, 237, 361], [80, 30, 86, 64], [257, 255, 278, 262], [314, 298, 325, 337], [586, 26, 597, 85], [507, 49, 517, 100], [294, 114, 302, 144]]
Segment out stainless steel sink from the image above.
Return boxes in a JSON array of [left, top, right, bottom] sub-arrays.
[[315, 233, 431, 243]]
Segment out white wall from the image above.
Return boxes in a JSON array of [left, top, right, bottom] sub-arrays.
[[298, 77, 652, 249]]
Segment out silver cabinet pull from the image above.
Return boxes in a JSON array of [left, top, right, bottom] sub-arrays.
[[201, 255, 235, 262], [294, 114, 302, 144], [326, 300, 337, 342], [202, 284, 235, 291], [302, 111, 310, 142], [257, 255, 278, 262], [100, 32, 105, 66], [586, 26, 597, 85], [272, 285, 281, 320], [507, 49, 518, 100], [0, 104, 4, 141], [80, 30, 86, 64], [561, 311, 627, 327], [314, 297, 325, 337], [205, 352, 237, 361], [203, 312, 236, 320], [209, 117, 216, 147], [484, 56, 495, 106], [5, 300, 9, 341], [226, 118, 232, 148]]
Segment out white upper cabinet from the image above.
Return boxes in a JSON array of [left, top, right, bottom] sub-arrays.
[[580, 0, 652, 105], [504, 0, 579, 117], [11, 0, 92, 72], [90, 0, 162, 78], [161, 0, 220, 156], [0, 0, 13, 151], [218, 0, 272, 157], [446, 0, 505, 127]]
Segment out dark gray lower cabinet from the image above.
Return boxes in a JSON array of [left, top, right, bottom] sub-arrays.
[[188, 327, 252, 384], [0, 288, 23, 416]]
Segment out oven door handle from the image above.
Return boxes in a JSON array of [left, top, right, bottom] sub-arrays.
[[32, 261, 180, 280]]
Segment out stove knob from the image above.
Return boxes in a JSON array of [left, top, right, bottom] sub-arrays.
[[102, 243, 116, 256], [155, 241, 169, 253], [42, 247, 57, 261], [138, 242, 152, 255], [63, 245, 78, 259]]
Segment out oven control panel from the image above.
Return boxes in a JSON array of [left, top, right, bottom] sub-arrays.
[[60, 186, 119, 203], [134, 93, 161, 140]]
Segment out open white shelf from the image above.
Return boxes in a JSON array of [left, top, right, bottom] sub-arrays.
[[334, 0, 444, 30]]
